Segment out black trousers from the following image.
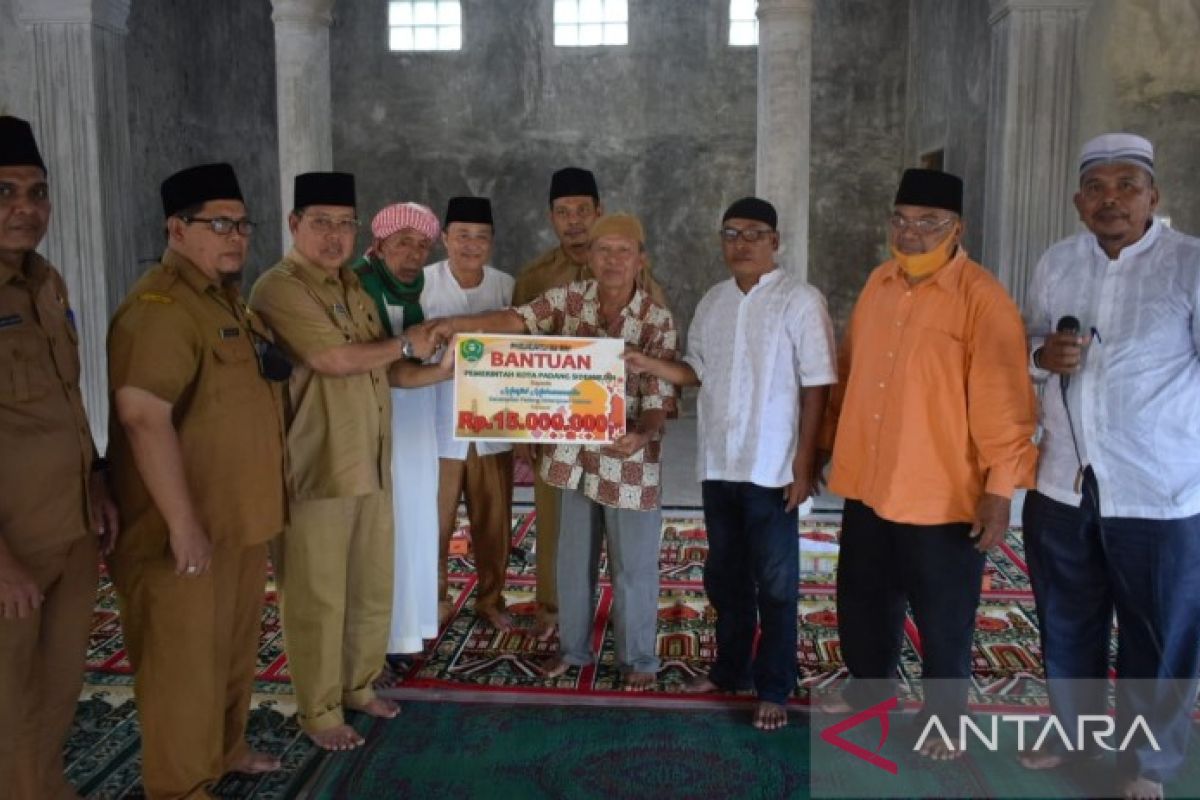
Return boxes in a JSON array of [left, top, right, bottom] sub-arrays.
[[836, 499, 985, 718]]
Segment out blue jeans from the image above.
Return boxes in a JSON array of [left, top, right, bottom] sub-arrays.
[[1023, 469, 1200, 783], [701, 480, 799, 705]]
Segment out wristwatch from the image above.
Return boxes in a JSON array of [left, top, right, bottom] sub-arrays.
[[399, 336, 415, 360]]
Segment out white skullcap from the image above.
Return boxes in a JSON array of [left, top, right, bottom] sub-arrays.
[[1079, 133, 1154, 178]]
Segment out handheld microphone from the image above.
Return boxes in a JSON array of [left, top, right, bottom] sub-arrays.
[[1056, 315, 1080, 392]]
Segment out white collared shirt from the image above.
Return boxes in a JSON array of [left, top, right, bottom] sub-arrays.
[[422, 259, 515, 459], [1025, 219, 1200, 518], [684, 268, 837, 487]]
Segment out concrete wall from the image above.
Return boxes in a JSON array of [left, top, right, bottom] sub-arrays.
[[810, 0, 909, 327], [903, 0, 991, 262], [330, 0, 905, 333], [331, 0, 756, 335], [905, 0, 1200, 260], [0, 1, 33, 118], [123, 0, 281, 297], [0, 0, 280, 304], [1079, 0, 1200, 236]]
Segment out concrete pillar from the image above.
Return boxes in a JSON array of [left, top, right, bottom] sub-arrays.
[[16, 0, 136, 450], [755, 0, 814, 279], [983, 0, 1091, 309], [270, 0, 335, 249]]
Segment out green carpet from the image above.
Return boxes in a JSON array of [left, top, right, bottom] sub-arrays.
[[305, 701, 809, 799], [811, 713, 1200, 800], [306, 705, 1200, 800]]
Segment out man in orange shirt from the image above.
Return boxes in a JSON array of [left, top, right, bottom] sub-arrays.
[[824, 169, 1037, 759]]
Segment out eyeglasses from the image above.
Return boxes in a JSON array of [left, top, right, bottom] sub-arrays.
[[305, 214, 360, 234], [888, 214, 955, 234], [719, 227, 774, 243], [182, 216, 256, 236]]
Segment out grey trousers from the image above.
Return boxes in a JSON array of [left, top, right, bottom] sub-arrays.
[[556, 487, 662, 673]]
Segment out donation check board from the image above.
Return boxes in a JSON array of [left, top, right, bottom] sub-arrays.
[[452, 333, 626, 444]]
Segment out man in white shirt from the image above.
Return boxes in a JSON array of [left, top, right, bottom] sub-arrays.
[[627, 197, 837, 730], [422, 196, 517, 631], [1023, 133, 1200, 800]]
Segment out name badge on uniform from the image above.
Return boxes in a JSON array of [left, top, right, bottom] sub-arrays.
[[219, 326, 241, 339], [0, 313, 23, 329], [333, 303, 349, 317]]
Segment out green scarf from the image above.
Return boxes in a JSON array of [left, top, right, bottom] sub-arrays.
[[353, 255, 425, 335]]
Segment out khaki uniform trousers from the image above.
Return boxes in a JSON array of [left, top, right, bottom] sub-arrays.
[[108, 541, 268, 800], [437, 447, 513, 615], [277, 491, 392, 733], [531, 448, 561, 617], [0, 533, 98, 800]]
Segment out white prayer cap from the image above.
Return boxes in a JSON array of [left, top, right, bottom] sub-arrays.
[[1079, 133, 1155, 178]]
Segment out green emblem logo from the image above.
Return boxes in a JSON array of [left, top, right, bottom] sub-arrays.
[[459, 338, 485, 362]]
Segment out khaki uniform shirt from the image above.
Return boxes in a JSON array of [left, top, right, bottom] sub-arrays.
[[107, 250, 287, 557], [0, 253, 93, 560], [250, 249, 391, 501], [514, 245, 668, 308]]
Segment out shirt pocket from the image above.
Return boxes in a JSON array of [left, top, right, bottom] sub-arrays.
[[209, 337, 261, 405], [0, 329, 52, 402], [909, 324, 967, 384]]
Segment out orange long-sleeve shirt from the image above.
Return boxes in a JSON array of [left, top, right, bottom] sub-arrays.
[[826, 250, 1037, 525]]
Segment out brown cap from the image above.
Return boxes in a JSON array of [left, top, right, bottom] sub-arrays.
[[589, 213, 644, 245]]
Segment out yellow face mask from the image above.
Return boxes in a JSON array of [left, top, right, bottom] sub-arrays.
[[891, 228, 959, 278]]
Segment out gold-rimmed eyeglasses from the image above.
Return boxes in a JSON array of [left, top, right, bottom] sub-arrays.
[[888, 214, 955, 235]]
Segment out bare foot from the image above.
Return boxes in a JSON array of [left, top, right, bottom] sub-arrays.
[[533, 613, 557, 641], [1123, 776, 1164, 800], [1018, 751, 1068, 770], [227, 749, 282, 774], [479, 608, 514, 631], [348, 696, 401, 719], [539, 656, 573, 679], [753, 701, 789, 731], [307, 724, 364, 751], [623, 671, 656, 692], [682, 674, 720, 694], [918, 737, 964, 761], [815, 690, 854, 714]]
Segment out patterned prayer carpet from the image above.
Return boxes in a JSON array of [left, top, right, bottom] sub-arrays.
[[81, 510, 1070, 708], [65, 685, 371, 799], [383, 511, 1061, 713], [73, 508, 1175, 797]]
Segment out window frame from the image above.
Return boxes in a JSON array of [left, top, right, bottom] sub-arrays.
[[386, 0, 464, 53], [727, 0, 758, 48], [552, 0, 630, 49]]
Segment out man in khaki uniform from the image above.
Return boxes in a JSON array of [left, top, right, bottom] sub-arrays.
[[250, 172, 436, 751], [513, 168, 666, 636], [108, 163, 287, 799], [0, 115, 118, 800]]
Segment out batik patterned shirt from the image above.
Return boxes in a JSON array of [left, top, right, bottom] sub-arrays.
[[516, 280, 678, 510]]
